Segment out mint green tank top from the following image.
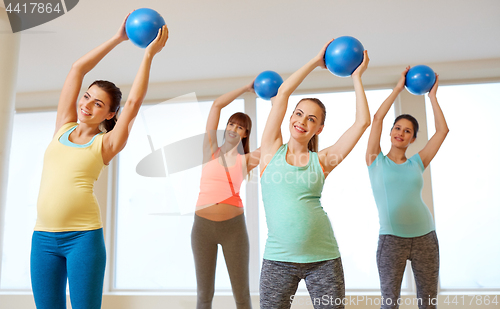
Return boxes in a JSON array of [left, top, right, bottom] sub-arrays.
[[368, 152, 435, 237], [261, 144, 340, 263]]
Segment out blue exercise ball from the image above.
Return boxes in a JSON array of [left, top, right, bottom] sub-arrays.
[[405, 65, 436, 95], [126, 8, 165, 48], [324, 36, 364, 77], [254, 71, 283, 100]]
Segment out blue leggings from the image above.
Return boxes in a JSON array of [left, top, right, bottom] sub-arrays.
[[30, 228, 106, 309]]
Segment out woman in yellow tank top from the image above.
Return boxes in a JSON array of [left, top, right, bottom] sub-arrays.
[[31, 14, 168, 309]]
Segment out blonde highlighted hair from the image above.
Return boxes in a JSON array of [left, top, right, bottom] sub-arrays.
[[294, 98, 326, 152]]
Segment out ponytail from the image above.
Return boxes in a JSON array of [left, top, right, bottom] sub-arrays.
[[101, 110, 119, 132], [308, 134, 319, 152]]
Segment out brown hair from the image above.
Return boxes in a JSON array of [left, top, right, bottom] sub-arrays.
[[89, 80, 122, 132], [392, 114, 419, 138], [295, 98, 326, 152], [226, 112, 252, 154]]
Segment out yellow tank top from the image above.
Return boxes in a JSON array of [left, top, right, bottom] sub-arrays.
[[35, 122, 106, 232]]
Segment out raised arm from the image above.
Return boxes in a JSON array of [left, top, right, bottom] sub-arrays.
[[318, 50, 371, 174], [204, 81, 254, 155], [365, 66, 409, 166], [55, 14, 129, 134], [245, 147, 261, 172], [260, 40, 332, 168], [418, 75, 449, 168], [101, 25, 168, 164]]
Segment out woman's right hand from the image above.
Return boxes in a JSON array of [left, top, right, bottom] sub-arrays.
[[395, 66, 410, 92], [146, 25, 169, 57], [245, 80, 255, 93], [314, 39, 335, 69], [114, 13, 131, 42]]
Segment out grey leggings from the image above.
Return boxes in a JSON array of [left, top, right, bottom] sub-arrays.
[[260, 258, 345, 309], [377, 231, 439, 309], [191, 214, 251, 309]]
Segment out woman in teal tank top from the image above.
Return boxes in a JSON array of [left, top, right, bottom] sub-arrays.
[[31, 14, 168, 309], [259, 39, 371, 309], [366, 67, 449, 309]]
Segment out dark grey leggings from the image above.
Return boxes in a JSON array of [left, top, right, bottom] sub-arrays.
[[377, 231, 439, 309], [191, 214, 251, 309], [260, 258, 345, 309]]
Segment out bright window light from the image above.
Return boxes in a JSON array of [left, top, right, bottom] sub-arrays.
[[115, 99, 245, 290], [425, 83, 500, 290], [1, 111, 56, 289]]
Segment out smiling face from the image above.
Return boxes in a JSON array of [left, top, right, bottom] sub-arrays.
[[225, 121, 248, 142], [77, 85, 115, 125], [289, 99, 324, 144], [390, 118, 416, 148], [223, 112, 252, 154]]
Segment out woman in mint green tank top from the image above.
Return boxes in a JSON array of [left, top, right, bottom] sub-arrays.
[[259, 39, 371, 309], [366, 67, 449, 309]]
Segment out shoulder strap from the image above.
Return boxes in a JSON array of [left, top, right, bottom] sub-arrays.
[[219, 150, 236, 196], [56, 122, 78, 139]]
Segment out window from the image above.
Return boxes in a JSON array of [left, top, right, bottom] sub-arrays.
[[1, 111, 56, 290], [114, 96, 245, 290], [425, 83, 500, 290], [2, 83, 499, 296]]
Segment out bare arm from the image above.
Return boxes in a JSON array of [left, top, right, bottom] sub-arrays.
[[365, 66, 410, 166], [260, 40, 333, 169], [418, 75, 449, 168], [55, 14, 129, 134], [319, 50, 371, 174], [102, 25, 169, 164], [245, 147, 261, 172]]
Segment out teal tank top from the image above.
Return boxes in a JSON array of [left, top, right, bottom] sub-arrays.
[[368, 152, 435, 237], [261, 144, 340, 263]]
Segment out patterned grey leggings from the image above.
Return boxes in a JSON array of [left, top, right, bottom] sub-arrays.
[[191, 214, 251, 309], [260, 258, 345, 309], [377, 231, 440, 309]]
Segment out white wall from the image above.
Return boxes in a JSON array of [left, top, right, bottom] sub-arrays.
[[0, 6, 20, 285]]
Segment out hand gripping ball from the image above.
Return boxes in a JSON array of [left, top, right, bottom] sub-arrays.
[[126, 8, 166, 48], [254, 71, 284, 100], [405, 65, 436, 95], [324, 36, 365, 77]]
